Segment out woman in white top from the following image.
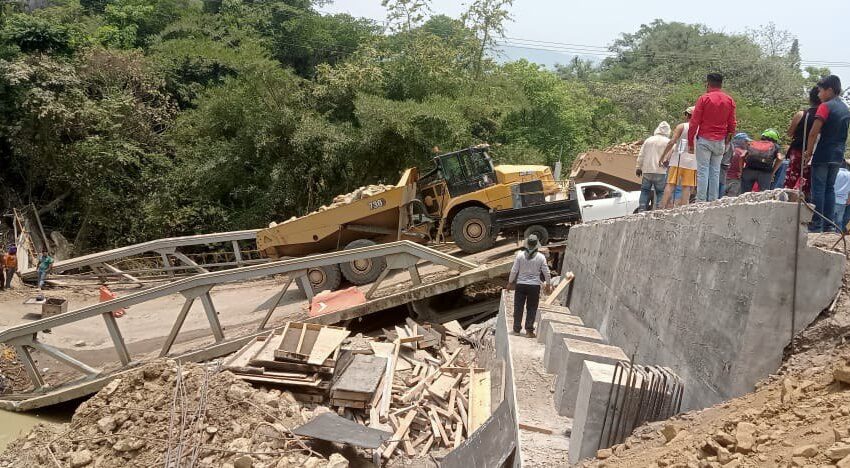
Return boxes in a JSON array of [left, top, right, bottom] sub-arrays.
[[506, 235, 551, 337], [659, 106, 698, 209]]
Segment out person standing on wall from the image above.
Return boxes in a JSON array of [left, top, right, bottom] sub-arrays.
[[785, 87, 822, 197], [741, 129, 784, 194], [688, 73, 738, 202], [659, 107, 698, 208], [804, 75, 850, 233], [636, 121, 671, 211], [506, 234, 551, 338]]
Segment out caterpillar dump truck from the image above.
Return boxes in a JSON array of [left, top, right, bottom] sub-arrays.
[[256, 146, 564, 292]]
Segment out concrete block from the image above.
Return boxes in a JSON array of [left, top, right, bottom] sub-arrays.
[[553, 339, 628, 417], [569, 361, 642, 465], [543, 323, 604, 372], [534, 306, 575, 329], [536, 312, 584, 343]]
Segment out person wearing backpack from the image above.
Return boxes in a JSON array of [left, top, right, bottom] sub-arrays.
[[741, 129, 783, 194], [724, 133, 750, 196]]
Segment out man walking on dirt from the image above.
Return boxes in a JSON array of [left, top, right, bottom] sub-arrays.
[[636, 121, 671, 211], [689, 73, 737, 202]]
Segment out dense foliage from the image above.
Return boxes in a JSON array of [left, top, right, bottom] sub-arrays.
[[0, 1, 827, 251]]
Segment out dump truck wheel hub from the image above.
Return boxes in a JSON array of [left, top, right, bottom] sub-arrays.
[[308, 268, 326, 284], [464, 220, 485, 240], [352, 258, 372, 272]]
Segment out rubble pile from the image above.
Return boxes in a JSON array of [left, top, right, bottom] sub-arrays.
[[602, 140, 644, 155], [272, 184, 394, 227], [0, 360, 339, 468], [0, 345, 28, 394], [224, 318, 495, 465]]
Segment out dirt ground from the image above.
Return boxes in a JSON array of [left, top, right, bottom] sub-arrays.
[[578, 233, 850, 467], [505, 292, 572, 467]]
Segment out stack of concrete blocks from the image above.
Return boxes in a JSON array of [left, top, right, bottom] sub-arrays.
[[534, 305, 637, 464]]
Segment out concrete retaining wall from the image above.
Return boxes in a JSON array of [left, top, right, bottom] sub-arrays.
[[561, 191, 845, 409]]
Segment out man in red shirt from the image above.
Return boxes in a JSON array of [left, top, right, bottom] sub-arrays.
[[688, 73, 737, 202]]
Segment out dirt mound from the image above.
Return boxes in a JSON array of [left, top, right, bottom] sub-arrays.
[[0, 360, 347, 468], [579, 239, 850, 467], [0, 345, 28, 394], [272, 184, 395, 226], [601, 141, 644, 156]]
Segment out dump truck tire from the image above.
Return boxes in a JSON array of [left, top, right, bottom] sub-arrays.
[[340, 239, 386, 285], [305, 264, 342, 293], [451, 207, 495, 253], [523, 225, 550, 245]]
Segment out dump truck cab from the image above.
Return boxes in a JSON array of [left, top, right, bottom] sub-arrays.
[[416, 146, 562, 253]]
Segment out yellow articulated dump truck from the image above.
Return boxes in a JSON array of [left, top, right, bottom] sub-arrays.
[[257, 145, 563, 292]]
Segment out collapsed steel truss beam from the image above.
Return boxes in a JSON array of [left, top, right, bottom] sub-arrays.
[[1, 241, 477, 400], [19, 230, 262, 280]]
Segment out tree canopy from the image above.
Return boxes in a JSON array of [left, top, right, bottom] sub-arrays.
[[0, 2, 834, 251]]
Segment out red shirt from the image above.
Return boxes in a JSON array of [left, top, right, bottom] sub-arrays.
[[688, 88, 737, 147]]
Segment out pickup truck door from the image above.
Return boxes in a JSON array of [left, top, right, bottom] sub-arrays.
[[577, 182, 632, 222]]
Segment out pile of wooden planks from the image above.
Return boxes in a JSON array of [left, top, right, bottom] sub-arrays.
[[224, 318, 496, 463], [224, 322, 350, 401]]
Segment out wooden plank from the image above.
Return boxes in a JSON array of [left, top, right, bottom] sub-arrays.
[[427, 374, 459, 401], [456, 392, 468, 431], [443, 320, 465, 337], [224, 335, 268, 369], [403, 435, 416, 457], [429, 408, 450, 447], [370, 342, 395, 358], [418, 435, 435, 457], [378, 339, 400, 420], [468, 370, 491, 434], [382, 410, 416, 459], [307, 327, 350, 365], [448, 388, 457, 416], [544, 272, 574, 305], [519, 423, 554, 435], [332, 354, 386, 395], [453, 420, 463, 448], [250, 332, 285, 365]]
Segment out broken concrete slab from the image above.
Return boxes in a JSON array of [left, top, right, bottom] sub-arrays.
[[553, 339, 628, 417], [542, 324, 604, 372], [561, 190, 846, 409]]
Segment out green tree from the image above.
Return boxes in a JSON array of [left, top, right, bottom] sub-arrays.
[[462, 0, 512, 79], [381, 0, 430, 33]]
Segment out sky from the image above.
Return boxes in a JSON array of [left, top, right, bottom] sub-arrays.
[[320, 0, 850, 77]]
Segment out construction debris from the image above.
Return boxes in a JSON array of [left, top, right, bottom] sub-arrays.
[[602, 140, 644, 155], [0, 360, 335, 468], [224, 318, 493, 464], [271, 185, 394, 226]]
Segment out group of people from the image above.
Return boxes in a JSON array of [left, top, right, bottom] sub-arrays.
[[635, 73, 850, 233], [0, 246, 53, 291]]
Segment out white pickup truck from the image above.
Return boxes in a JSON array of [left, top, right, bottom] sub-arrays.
[[491, 181, 642, 244], [573, 181, 642, 222]]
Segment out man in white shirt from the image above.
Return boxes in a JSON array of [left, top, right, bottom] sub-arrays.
[[636, 122, 671, 211], [506, 235, 551, 338]]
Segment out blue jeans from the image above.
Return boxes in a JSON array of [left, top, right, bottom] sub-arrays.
[[835, 204, 848, 233], [772, 159, 788, 189], [696, 138, 725, 202], [38, 269, 48, 288], [639, 173, 666, 211], [810, 162, 841, 232]]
